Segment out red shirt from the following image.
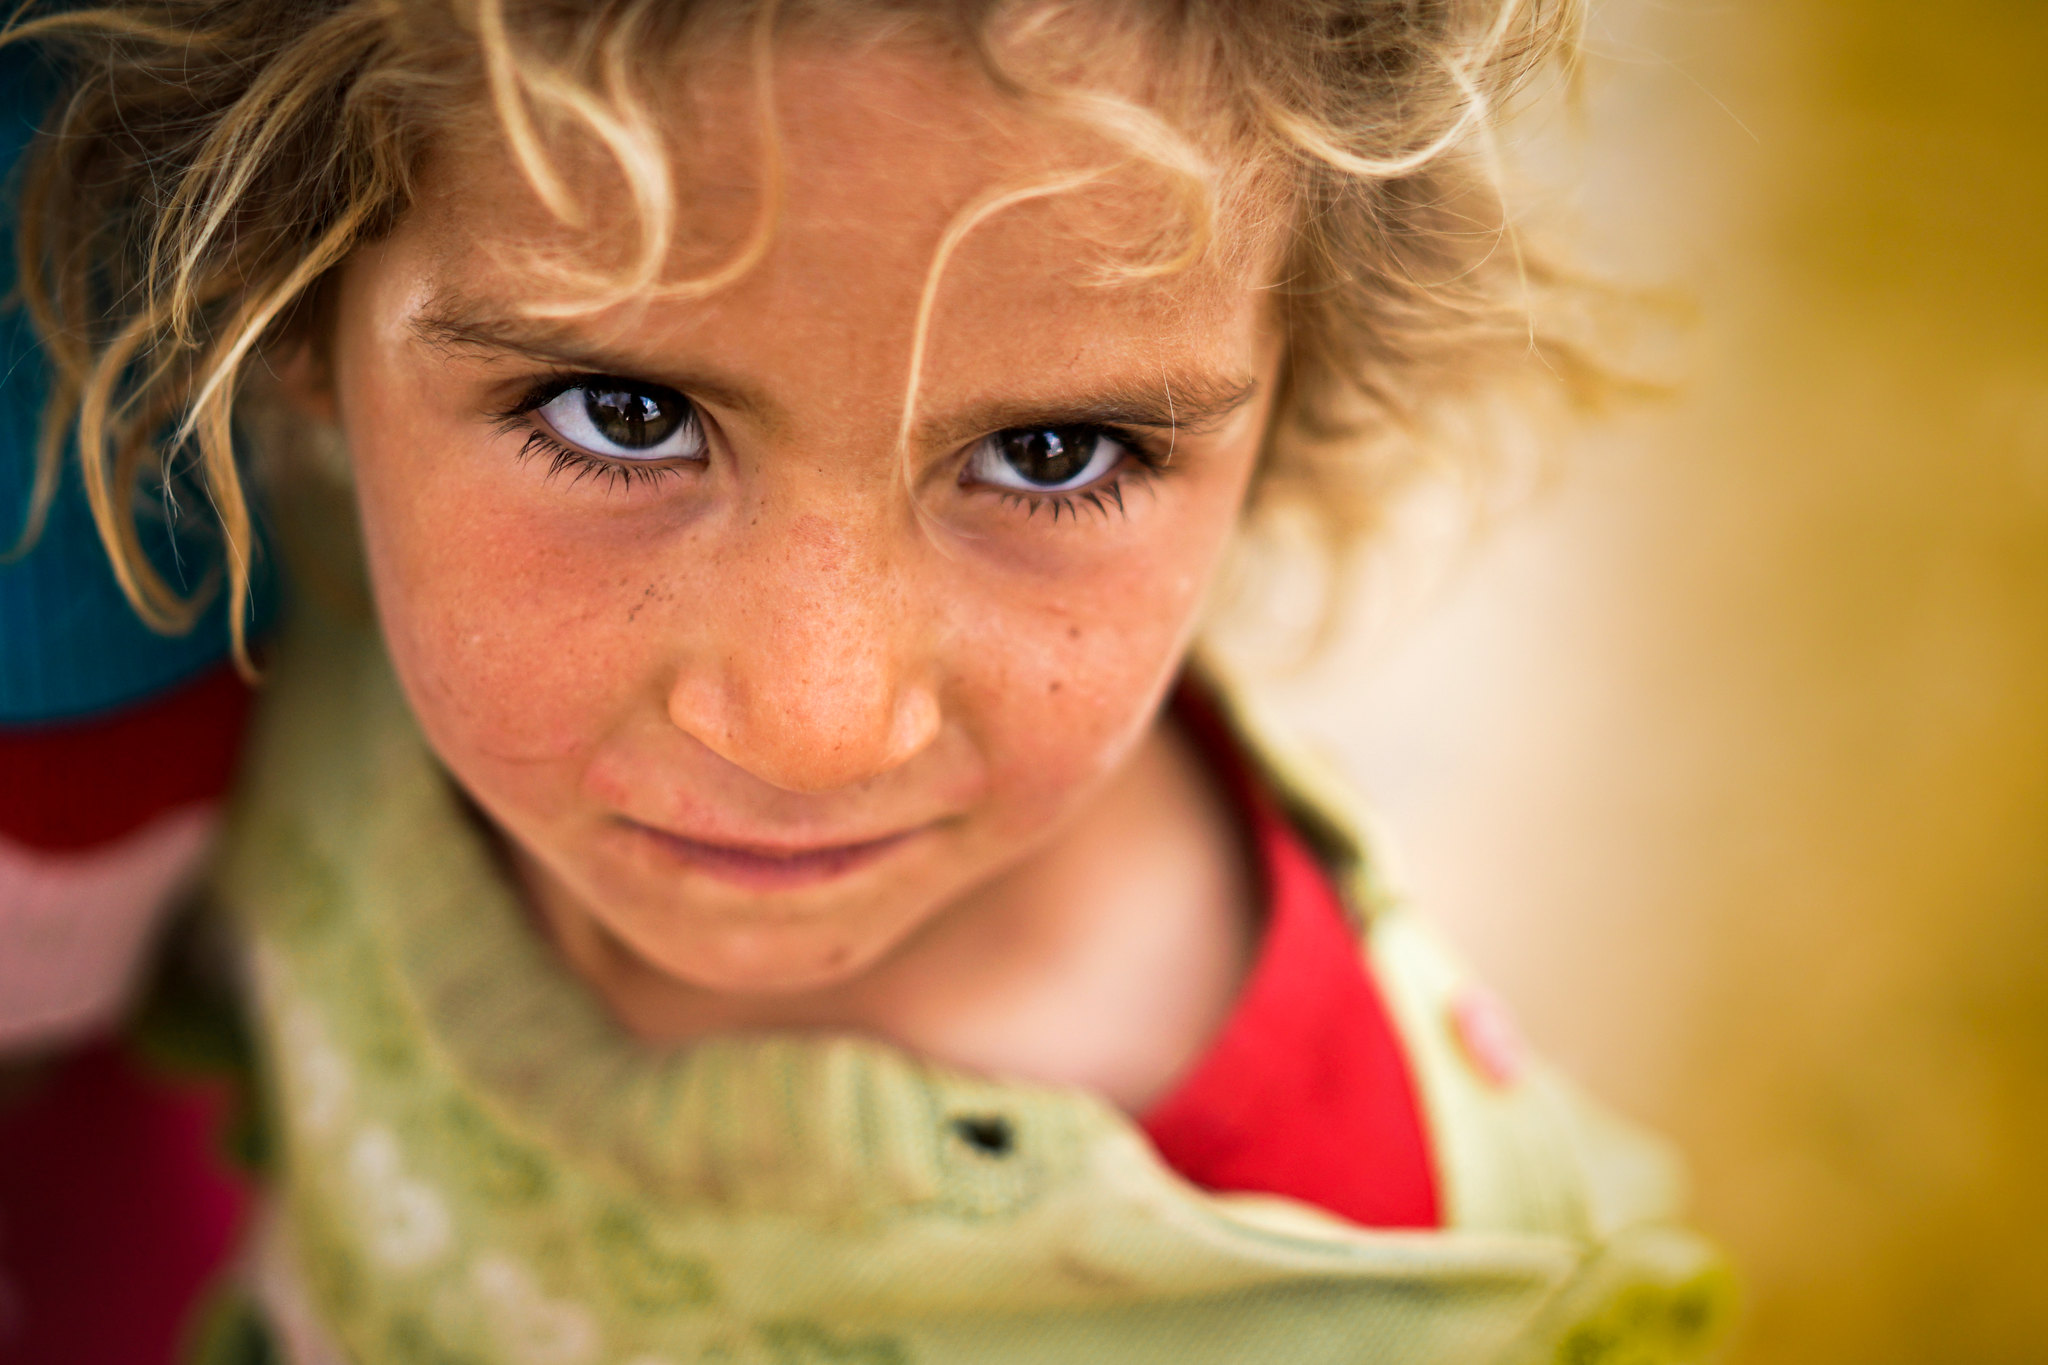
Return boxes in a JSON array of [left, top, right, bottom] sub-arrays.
[[1141, 689, 1441, 1230]]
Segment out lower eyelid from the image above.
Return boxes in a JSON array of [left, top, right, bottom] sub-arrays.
[[512, 428, 693, 490]]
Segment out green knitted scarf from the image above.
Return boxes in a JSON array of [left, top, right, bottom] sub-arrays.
[[212, 616, 1732, 1365]]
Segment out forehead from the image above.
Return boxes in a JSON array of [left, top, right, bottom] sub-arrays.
[[392, 34, 1283, 404]]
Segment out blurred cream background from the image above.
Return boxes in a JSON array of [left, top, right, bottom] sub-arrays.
[[1219, 2, 2048, 1362]]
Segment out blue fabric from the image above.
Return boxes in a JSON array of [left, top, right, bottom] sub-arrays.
[[0, 42, 273, 725]]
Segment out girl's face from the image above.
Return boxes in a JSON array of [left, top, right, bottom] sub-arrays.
[[321, 41, 1282, 998]]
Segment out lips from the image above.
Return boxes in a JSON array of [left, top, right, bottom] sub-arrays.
[[624, 820, 923, 891]]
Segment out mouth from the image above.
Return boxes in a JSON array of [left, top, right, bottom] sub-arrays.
[[624, 821, 925, 891]]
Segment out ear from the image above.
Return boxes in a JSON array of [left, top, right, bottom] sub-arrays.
[[269, 332, 339, 426]]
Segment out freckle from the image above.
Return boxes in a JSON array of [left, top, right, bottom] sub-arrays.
[[1048, 680, 1062, 693], [1067, 626, 1080, 640]]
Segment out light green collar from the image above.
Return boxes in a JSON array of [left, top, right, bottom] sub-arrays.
[[214, 612, 1721, 1365]]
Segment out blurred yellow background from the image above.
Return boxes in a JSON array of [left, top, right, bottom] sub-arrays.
[[1226, 2, 2048, 1362]]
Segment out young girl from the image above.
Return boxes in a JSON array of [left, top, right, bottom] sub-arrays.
[[0, 1, 1730, 1361]]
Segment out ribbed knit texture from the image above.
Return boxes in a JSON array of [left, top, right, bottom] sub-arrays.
[[214, 612, 1734, 1365]]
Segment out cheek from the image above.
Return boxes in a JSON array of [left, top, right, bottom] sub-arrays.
[[954, 495, 1237, 819], [343, 389, 652, 773]]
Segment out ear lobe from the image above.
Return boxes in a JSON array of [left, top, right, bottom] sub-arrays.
[[268, 333, 339, 425]]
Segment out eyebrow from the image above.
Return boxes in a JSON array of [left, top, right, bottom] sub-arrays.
[[412, 296, 1259, 439], [411, 299, 764, 416], [944, 374, 1259, 440]]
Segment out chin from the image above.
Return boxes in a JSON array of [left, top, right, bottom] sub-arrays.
[[620, 911, 892, 999]]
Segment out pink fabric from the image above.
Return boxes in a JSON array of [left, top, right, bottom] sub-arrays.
[[0, 808, 219, 1051], [0, 1041, 252, 1365], [0, 664, 258, 1355]]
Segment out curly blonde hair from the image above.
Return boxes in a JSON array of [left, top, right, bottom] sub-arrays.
[[2, 0, 1587, 667]]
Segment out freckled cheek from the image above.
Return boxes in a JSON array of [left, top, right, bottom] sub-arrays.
[[960, 559, 1208, 823], [351, 446, 653, 773]]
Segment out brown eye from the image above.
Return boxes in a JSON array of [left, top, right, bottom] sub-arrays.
[[538, 381, 704, 460], [969, 425, 1123, 492], [585, 386, 680, 449]]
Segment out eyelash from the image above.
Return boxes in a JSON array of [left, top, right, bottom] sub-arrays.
[[494, 375, 1175, 516], [991, 447, 1168, 524], [493, 375, 697, 492], [506, 427, 690, 492]]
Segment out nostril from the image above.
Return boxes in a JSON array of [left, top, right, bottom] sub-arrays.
[[949, 1114, 1014, 1157]]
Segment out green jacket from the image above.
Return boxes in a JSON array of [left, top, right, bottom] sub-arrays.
[[211, 611, 1732, 1365]]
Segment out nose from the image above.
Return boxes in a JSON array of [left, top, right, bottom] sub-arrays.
[[664, 512, 943, 794]]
